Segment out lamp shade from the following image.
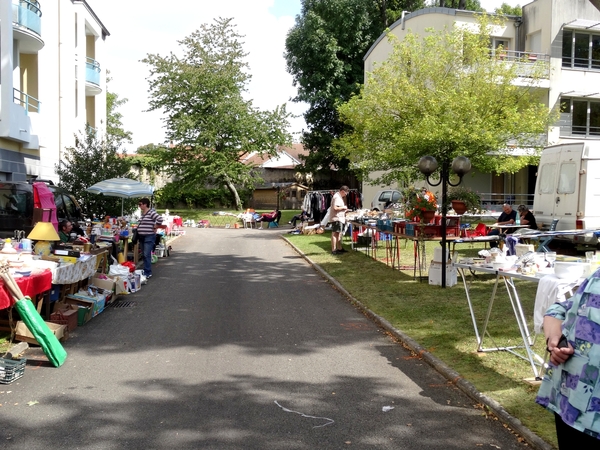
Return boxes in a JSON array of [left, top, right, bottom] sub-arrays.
[[418, 156, 439, 176], [28, 222, 60, 242], [451, 156, 472, 177]]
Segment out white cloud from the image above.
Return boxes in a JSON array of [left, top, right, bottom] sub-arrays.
[[86, 0, 306, 152]]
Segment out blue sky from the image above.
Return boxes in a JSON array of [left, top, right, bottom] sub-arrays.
[[269, 0, 301, 18]]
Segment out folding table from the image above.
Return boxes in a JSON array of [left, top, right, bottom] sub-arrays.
[[454, 263, 547, 380]]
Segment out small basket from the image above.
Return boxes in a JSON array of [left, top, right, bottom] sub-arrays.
[[0, 358, 26, 384]]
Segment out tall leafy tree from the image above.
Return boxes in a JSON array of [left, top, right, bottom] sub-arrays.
[[142, 18, 291, 210], [335, 17, 553, 190], [494, 3, 522, 15], [56, 129, 133, 218], [106, 72, 133, 148], [285, 0, 425, 180], [428, 0, 482, 10]]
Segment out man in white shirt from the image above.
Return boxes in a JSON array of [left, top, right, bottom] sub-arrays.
[[331, 186, 349, 255]]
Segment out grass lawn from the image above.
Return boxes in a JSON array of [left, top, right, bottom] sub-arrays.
[[285, 228, 558, 448]]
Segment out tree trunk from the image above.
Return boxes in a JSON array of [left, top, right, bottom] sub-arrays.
[[224, 177, 242, 211]]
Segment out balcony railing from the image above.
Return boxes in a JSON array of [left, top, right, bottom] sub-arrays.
[[85, 57, 101, 86], [12, 0, 42, 36], [489, 49, 550, 79], [479, 192, 534, 212], [13, 88, 40, 114]]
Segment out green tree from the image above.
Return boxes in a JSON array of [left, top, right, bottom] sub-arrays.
[[56, 128, 133, 218], [494, 3, 522, 15], [336, 17, 553, 189], [284, 0, 425, 180], [428, 0, 482, 10], [106, 72, 133, 148], [142, 18, 291, 211]]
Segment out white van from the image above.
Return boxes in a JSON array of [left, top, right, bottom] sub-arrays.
[[533, 141, 600, 244]]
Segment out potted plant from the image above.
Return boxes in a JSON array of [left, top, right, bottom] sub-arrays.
[[447, 186, 481, 215], [402, 187, 438, 223]]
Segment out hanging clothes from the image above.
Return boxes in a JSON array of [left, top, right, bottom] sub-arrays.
[[303, 189, 361, 223]]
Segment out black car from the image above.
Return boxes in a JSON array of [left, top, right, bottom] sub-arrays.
[[0, 181, 84, 238]]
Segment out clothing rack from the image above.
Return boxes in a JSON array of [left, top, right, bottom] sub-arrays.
[[303, 189, 362, 223]]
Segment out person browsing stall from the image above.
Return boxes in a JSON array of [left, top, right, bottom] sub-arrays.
[[488, 204, 517, 247], [331, 186, 349, 255], [137, 198, 164, 279], [517, 205, 537, 229]]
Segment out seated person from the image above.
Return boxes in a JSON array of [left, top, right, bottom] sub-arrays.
[[58, 220, 74, 243], [289, 209, 309, 228], [517, 205, 537, 229], [488, 204, 517, 248], [256, 209, 279, 222]]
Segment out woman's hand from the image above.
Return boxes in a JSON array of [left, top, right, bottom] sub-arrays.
[[547, 335, 574, 366]]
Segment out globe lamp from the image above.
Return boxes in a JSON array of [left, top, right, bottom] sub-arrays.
[[28, 222, 60, 257]]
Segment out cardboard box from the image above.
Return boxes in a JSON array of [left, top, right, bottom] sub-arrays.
[[127, 273, 141, 293], [90, 276, 115, 294], [15, 320, 66, 345], [63, 296, 94, 325], [428, 261, 458, 287], [68, 292, 106, 317]]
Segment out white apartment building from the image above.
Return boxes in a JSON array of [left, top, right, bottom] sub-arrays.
[[363, 0, 600, 206], [0, 0, 108, 183]]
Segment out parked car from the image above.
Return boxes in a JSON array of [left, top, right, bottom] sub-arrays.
[[371, 189, 402, 210], [0, 181, 84, 238]]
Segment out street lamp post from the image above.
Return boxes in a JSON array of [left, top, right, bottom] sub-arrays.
[[418, 155, 472, 288]]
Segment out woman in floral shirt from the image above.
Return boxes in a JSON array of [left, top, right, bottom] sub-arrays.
[[535, 269, 600, 447]]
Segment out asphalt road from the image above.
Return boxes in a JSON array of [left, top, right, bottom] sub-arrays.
[[1, 227, 533, 449]]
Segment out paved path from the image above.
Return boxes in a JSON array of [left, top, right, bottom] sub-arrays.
[[1, 227, 534, 449]]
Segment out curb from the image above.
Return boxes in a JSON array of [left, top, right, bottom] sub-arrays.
[[282, 236, 554, 450]]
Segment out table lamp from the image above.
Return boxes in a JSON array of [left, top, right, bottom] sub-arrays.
[[28, 222, 60, 256]]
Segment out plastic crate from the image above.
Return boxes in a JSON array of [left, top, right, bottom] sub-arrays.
[[0, 358, 26, 384]]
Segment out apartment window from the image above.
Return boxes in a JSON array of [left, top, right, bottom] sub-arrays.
[[562, 29, 600, 70], [489, 37, 510, 58], [491, 38, 509, 50], [560, 98, 600, 137]]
